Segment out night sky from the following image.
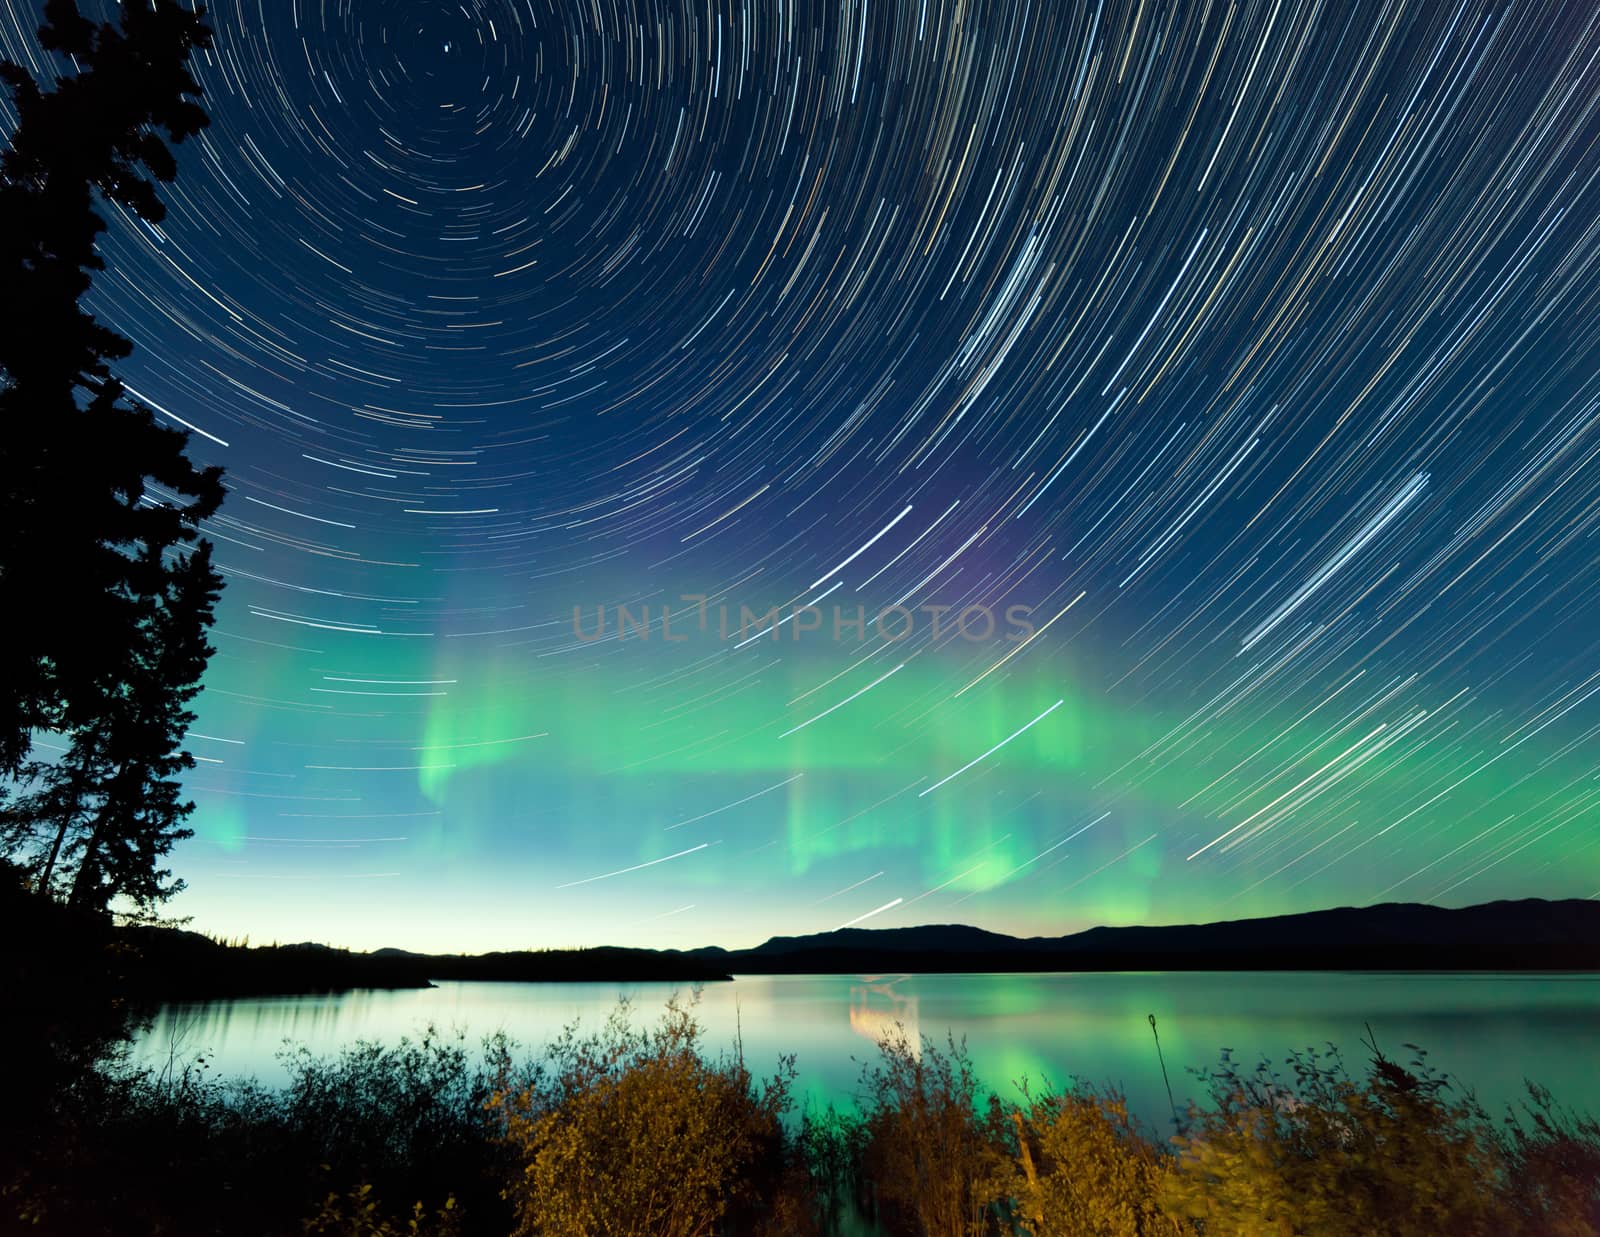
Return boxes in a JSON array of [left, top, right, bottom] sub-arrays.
[[4, 0, 1598, 952]]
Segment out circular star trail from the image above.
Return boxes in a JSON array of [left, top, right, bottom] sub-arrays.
[[3, 0, 1598, 949]]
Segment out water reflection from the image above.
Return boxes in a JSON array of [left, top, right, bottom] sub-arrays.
[[848, 976, 919, 1053], [130, 971, 1600, 1129]]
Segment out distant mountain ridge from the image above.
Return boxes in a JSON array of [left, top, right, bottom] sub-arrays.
[[695, 923, 1021, 957], [687, 898, 1600, 973]]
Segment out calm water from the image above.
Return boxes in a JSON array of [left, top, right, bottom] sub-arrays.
[[131, 972, 1600, 1128]]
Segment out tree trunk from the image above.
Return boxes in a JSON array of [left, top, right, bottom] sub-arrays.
[[37, 811, 72, 895], [37, 752, 97, 898], [66, 824, 106, 910], [67, 778, 123, 912]]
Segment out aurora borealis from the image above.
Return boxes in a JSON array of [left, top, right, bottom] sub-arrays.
[[4, 0, 1598, 952]]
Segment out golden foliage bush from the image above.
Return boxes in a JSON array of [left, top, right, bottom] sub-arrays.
[[856, 1030, 1014, 1236], [1010, 1089, 1183, 1236], [1163, 1042, 1530, 1236], [487, 994, 793, 1237]]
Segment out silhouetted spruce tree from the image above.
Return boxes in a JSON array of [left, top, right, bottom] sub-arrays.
[[1, 718, 106, 898], [67, 540, 220, 912], [3, 538, 220, 913], [0, 0, 224, 779]]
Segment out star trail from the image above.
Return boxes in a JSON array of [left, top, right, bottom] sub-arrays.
[[4, 0, 1597, 950]]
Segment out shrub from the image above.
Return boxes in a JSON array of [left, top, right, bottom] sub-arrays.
[[269, 1026, 520, 1233], [2, 1023, 512, 1236], [303, 1182, 462, 1237], [1163, 1041, 1515, 1235], [1495, 1083, 1600, 1236], [1010, 1086, 1184, 1236], [488, 994, 794, 1237], [855, 1029, 1013, 1236], [276, 1026, 509, 1196]]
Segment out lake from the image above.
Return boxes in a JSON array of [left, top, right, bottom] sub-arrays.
[[130, 971, 1600, 1129]]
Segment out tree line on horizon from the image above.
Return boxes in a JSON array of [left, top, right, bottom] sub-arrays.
[[0, 0, 224, 916]]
